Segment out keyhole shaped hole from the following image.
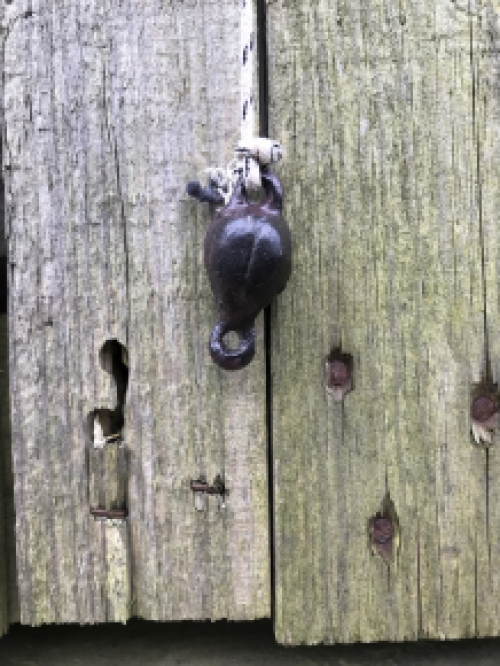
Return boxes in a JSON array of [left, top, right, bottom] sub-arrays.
[[100, 339, 129, 408], [87, 339, 129, 446]]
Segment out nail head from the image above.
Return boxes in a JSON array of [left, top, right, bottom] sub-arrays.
[[370, 517, 393, 545], [471, 394, 498, 424]]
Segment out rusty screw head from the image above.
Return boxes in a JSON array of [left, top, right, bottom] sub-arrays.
[[328, 360, 349, 387], [326, 351, 353, 402], [370, 517, 393, 544], [471, 391, 500, 446], [369, 515, 394, 563], [471, 395, 498, 425]]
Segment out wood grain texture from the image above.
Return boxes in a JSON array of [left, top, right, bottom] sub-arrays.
[[267, 0, 493, 644], [474, 1, 500, 638], [0, 316, 9, 634], [4, 0, 269, 624], [92, 518, 131, 624]]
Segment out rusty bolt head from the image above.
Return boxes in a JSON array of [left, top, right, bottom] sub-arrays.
[[328, 360, 349, 387], [369, 515, 394, 563], [326, 351, 353, 402], [471, 391, 500, 446], [370, 517, 393, 545], [471, 395, 498, 425]]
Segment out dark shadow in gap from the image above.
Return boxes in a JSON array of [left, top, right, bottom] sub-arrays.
[[0, 135, 19, 623], [2, 620, 500, 666]]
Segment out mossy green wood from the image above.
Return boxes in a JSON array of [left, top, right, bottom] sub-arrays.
[[4, 0, 269, 624], [267, 0, 491, 644]]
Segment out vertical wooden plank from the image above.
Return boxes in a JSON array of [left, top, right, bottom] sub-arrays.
[[268, 0, 487, 644], [111, 0, 269, 621], [4, 0, 269, 624], [474, 0, 500, 638], [4, 0, 129, 625], [91, 518, 131, 624]]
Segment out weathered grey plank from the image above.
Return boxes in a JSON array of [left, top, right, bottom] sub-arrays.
[[4, 0, 129, 625], [268, 0, 489, 644], [474, 1, 500, 638], [4, 0, 269, 624], [111, 0, 269, 621]]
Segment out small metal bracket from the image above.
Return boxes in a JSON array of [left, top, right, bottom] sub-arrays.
[[190, 474, 227, 511], [93, 431, 124, 450], [90, 508, 128, 523]]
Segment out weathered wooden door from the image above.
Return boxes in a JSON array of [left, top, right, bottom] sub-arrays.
[[4, 0, 500, 647], [3, 0, 269, 627]]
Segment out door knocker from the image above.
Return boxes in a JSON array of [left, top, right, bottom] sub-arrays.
[[188, 162, 292, 370], [204, 170, 291, 370]]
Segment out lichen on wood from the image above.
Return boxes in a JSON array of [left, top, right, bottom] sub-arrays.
[[4, 0, 269, 625], [268, 0, 494, 645]]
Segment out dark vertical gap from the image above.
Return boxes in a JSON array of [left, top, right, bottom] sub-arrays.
[[486, 446, 491, 566], [0, 140, 6, 316], [257, 0, 275, 624], [257, 0, 269, 138], [469, 4, 491, 595], [474, 538, 479, 637], [0, 129, 6, 630], [417, 521, 423, 637], [0, 130, 16, 625]]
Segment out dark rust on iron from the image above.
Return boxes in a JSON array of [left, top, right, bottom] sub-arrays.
[[90, 508, 128, 520], [190, 474, 226, 496], [471, 394, 498, 425], [470, 381, 500, 445], [186, 180, 224, 206], [370, 517, 393, 544], [328, 360, 350, 388], [369, 514, 394, 563], [326, 348, 353, 401], [204, 170, 292, 370]]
